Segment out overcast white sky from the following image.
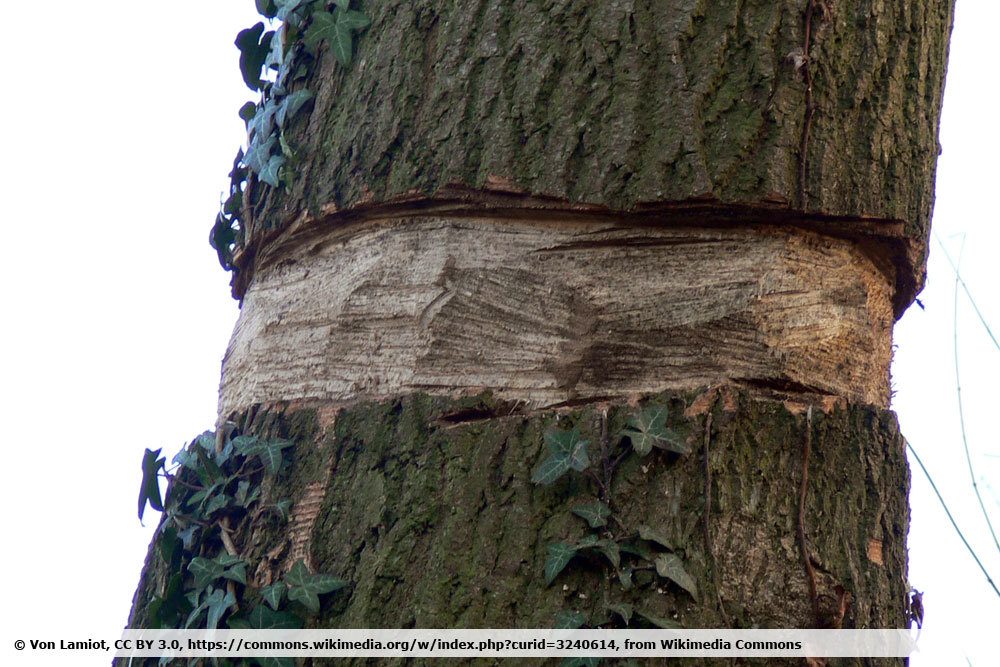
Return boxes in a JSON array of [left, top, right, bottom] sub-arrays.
[[0, 1, 997, 665]]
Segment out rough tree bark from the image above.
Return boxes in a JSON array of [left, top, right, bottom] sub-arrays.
[[130, 1, 955, 665]]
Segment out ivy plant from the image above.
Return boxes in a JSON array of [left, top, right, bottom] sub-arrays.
[[535, 402, 700, 631], [211, 0, 371, 270], [138, 423, 348, 666]]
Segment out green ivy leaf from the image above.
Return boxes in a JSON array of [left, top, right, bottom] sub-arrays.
[[594, 540, 621, 569], [203, 493, 232, 517], [607, 602, 633, 624], [206, 588, 237, 630], [255, 0, 278, 19], [235, 480, 261, 508], [210, 213, 236, 270], [617, 566, 634, 591], [654, 553, 699, 600], [276, 0, 312, 22], [259, 155, 285, 188], [623, 404, 690, 456], [139, 448, 166, 522], [261, 582, 286, 610], [189, 554, 246, 589], [276, 90, 314, 127], [554, 610, 586, 629], [274, 499, 293, 521], [303, 8, 370, 66], [229, 604, 302, 630], [574, 536, 620, 569], [185, 586, 235, 629], [235, 436, 295, 474], [637, 525, 674, 551], [634, 608, 682, 629], [235, 23, 273, 91], [532, 427, 590, 485], [284, 559, 347, 614], [188, 557, 225, 590], [572, 502, 611, 528], [239, 101, 258, 128], [158, 523, 179, 565], [176, 525, 199, 551], [544, 542, 578, 586]]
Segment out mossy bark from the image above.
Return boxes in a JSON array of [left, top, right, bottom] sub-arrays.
[[238, 0, 954, 304], [128, 388, 911, 665]]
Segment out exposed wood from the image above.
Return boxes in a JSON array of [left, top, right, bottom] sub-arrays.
[[221, 214, 893, 418]]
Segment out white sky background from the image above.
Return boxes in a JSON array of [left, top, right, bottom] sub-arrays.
[[0, 1, 996, 665]]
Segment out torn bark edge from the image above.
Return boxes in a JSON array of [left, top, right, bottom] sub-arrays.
[[229, 187, 921, 319]]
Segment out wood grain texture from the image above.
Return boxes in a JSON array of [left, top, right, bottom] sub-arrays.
[[220, 215, 893, 418]]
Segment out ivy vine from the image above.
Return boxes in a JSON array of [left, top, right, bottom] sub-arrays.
[[210, 0, 371, 270], [534, 401, 699, 666], [138, 427, 346, 666]]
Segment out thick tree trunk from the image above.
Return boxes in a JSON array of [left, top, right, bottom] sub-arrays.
[[129, 1, 954, 664]]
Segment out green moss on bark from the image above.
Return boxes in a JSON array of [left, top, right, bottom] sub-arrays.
[[245, 0, 953, 294], [128, 389, 911, 666]]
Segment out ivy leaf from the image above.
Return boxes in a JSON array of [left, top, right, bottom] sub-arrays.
[[532, 428, 589, 485], [544, 542, 578, 586], [303, 8, 370, 66], [177, 525, 199, 551], [575, 536, 620, 569], [274, 499, 293, 521], [594, 540, 621, 569], [210, 213, 236, 269], [276, 89, 314, 127], [229, 605, 302, 631], [139, 448, 166, 522], [193, 445, 225, 486], [572, 502, 611, 528], [203, 493, 232, 517], [284, 559, 347, 614], [337, 9, 371, 32], [608, 602, 633, 624], [654, 553, 699, 600], [261, 582, 286, 610], [623, 404, 690, 456], [235, 480, 261, 508], [189, 554, 246, 589], [185, 586, 234, 629], [235, 23, 273, 91], [205, 588, 237, 630], [188, 557, 225, 590], [635, 608, 682, 629], [255, 0, 278, 19], [235, 436, 295, 474], [617, 565, 634, 591], [248, 99, 278, 142], [158, 523, 179, 565], [239, 101, 258, 128], [637, 525, 674, 551], [266, 25, 286, 70], [554, 610, 586, 630], [276, 0, 312, 22], [258, 155, 285, 188]]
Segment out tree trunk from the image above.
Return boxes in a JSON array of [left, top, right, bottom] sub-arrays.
[[129, 0, 954, 664]]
